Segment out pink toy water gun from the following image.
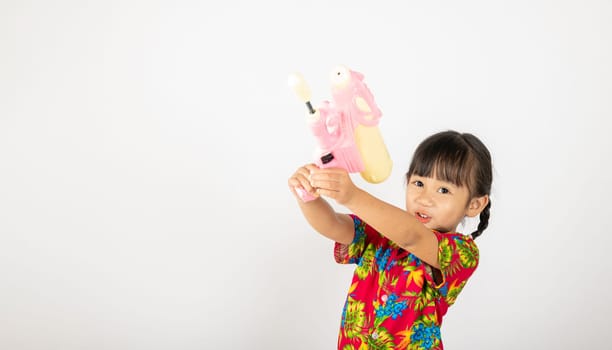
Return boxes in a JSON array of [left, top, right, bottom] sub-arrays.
[[288, 65, 393, 202]]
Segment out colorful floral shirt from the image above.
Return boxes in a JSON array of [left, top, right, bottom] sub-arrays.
[[334, 215, 479, 350]]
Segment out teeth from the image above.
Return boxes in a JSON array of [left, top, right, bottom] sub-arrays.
[[418, 213, 428, 218]]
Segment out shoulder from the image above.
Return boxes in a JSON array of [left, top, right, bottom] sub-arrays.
[[434, 231, 478, 248], [349, 214, 383, 237], [348, 214, 394, 249], [434, 231, 479, 270]]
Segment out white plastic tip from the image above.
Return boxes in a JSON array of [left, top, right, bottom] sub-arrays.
[[287, 72, 311, 102]]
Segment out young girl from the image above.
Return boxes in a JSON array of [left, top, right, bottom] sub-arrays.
[[288, 130, 492, 350]]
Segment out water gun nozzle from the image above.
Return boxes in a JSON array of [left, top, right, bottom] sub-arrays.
[[288, 72, 315, 114]]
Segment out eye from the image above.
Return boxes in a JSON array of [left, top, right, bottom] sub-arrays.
[[329, 65, 351, 88], [413, 180, 424, 187], [438, 187, 450, 194]]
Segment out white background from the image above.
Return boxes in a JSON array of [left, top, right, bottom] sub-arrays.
[[1, 0, 610, 349]]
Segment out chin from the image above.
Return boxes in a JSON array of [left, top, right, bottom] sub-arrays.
[[430, 224, 451, 233], [424, 223, 439, 231]]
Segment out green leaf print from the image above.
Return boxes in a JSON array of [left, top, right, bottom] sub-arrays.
[[366, 327, 395, 350], [458, 241, 478, 268], [445, 280, 466, 306], [412, 282, 437, 312], [377, 268, 387, 289], [390, 275, 399, 288], [355, 245, 375, 280], [447, 258, 463, 276], [342, 346, 356, 350], [344, 299, 366, 339], [438, 239, 453, 271], [348, 227, 366, 258]]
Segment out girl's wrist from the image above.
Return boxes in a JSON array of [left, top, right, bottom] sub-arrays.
[[344, 188, 367, 212]]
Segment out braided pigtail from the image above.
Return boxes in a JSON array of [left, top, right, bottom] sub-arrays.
[[471, 200, 491, 240]]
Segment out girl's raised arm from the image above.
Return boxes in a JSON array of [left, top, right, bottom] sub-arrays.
[[309, 167, 440, 268], [289, 164, 355, 244], [344, 190, 440, 268]]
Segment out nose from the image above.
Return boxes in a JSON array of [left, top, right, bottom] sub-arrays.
[[415, 191, 434, 207]]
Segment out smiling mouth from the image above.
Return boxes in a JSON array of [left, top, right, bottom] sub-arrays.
[[415, 212, 431, 224]]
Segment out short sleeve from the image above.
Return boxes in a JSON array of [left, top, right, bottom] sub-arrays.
[[334, 214, 368, 264], [425, 232, 480, 306]]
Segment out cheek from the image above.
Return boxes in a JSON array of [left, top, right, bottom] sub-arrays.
[[440, 200, 464, 219], [449, 201, 469, 220], [404, 193, 414, 211]]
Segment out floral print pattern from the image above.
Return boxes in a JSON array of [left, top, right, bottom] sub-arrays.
[[334, 215, 479, 349]]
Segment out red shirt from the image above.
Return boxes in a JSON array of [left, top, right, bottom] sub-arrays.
[[334, 215, 479, 349]]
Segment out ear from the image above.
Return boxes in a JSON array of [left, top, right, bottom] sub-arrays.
[[466, 194, 489, 218]]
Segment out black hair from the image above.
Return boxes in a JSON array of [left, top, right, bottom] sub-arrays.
[[406, 130, 493, 239]]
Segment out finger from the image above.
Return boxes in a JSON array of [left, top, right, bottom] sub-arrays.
[[289, 170, 314, 188], [310, 171, 343, 183], [293, 171, 319, 193], [311, 179, 341, 192], [316, 187, 338, 199], [288, 176, 309, 189], [289, 174, 319, 196], [295, 186, 320, 201], [304, 163, 320, 176], [304, 163, 319, 171], [312, 167, 347, 175], [296, 167, 312, 178], [291, 165, 315, 182], [301, 178, 317, 194], [294, 183, 319, 196], [288, 177, 300, 187]]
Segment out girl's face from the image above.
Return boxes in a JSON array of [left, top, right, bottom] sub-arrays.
[[405, 175, 483, 233]]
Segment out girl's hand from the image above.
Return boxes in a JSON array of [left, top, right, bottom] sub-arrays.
[[309, 168, 360, 206], [288, 164, 320, 200]]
